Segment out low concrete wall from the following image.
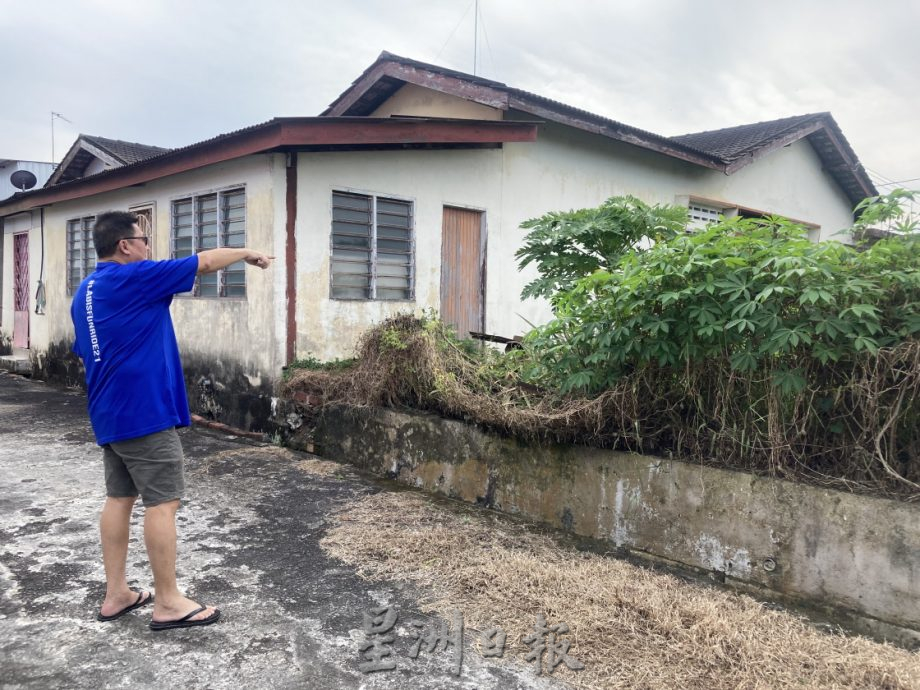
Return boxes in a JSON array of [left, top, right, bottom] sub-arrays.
[[308, 405, 920, 647]]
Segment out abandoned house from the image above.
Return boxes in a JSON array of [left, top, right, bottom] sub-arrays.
[[0, 51, 877, 428]]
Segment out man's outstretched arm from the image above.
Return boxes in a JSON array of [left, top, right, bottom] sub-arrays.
[[196, 248, 274, 274]]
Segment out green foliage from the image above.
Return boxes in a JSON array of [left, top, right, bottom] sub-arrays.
[[380, 327, 410, 351], [515, 196, 688, 303], [852, 188, 919, 235], [518, 194, 920, 395]]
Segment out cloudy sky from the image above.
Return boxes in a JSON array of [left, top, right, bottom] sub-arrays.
[[2, 0, 918, 190]]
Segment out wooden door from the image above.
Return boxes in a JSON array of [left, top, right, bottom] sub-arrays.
[[13, 233, 29, 349], [440, 207, 484, 339]]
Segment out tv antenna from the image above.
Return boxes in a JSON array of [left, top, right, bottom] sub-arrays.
[[51, 111, 73, 165]]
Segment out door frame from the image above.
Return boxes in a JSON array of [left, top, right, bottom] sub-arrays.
[[440, 204, 487, 337]]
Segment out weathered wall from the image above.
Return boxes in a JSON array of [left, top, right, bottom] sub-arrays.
[[293, 148, 504, 360], [501, 109, 856, 241], [496, 118, 857, 332], [309, 405, 920, 647]]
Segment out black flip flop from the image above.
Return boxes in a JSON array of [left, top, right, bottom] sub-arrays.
[[97, 588, 153, 622], [149, 605, 221, 631]]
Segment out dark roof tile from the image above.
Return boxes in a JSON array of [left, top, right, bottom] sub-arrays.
[[82, 135, 171, 164], [669, 114, 827, 161]]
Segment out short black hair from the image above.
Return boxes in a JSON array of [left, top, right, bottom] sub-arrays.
[[93, 211, 139, 258]]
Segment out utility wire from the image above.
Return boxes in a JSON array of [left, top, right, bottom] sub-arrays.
[[434, 0, 476, 64], [874, 176, 920, 187], [478, 0, 498, 77], [865, 166, 897, 186]]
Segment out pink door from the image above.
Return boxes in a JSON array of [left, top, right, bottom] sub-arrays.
[[13, 233, 29, 349]]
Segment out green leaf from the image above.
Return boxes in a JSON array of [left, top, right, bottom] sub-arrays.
[[771, 368, 807, 396]]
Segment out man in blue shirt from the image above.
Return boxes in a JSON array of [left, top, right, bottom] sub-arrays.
[[71, 210, 273, 630]]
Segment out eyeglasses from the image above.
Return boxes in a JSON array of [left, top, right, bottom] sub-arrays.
[[120, 236, 149, 245]]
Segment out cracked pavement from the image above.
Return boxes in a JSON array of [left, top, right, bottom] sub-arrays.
[[0, 372, 568, 690]]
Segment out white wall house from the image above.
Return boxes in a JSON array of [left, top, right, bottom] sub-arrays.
[[0, 159, 55, 200], [0, 52, 877, 431]]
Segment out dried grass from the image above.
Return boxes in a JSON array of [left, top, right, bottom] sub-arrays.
[[294, 458, 346, 477], [320, 491, 920, 690], [281, 315, 920, 500], [191, 446, 343, 477]]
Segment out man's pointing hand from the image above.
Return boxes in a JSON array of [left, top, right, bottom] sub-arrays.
[[245, 252, 275, 269]]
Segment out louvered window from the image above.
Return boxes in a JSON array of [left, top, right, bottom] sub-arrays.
[[171, 187, 246, 297], [67, 216, 96, 295], [331, 191, 414, 300], [688, 203, 722, 228]]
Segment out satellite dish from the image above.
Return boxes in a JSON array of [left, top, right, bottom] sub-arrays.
[[10, 170, 37, 191]]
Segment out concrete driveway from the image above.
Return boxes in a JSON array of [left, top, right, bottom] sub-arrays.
[[0, 372, 566, 690]]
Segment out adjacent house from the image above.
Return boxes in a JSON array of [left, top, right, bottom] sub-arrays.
[[1, 159, 55, 200], [0, 51, 877, 429]]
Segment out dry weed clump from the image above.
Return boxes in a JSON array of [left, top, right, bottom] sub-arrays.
[[280, 315, 920, 500], [190, 446, 343, 476], [320, 491, 920, 690]]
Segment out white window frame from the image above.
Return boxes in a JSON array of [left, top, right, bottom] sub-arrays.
[[170, 186, 246, 298], [678, 194, 821, 236], [329, 189, 416, 301], [66, 215, 96, 295], [688, 202, 723, 228]]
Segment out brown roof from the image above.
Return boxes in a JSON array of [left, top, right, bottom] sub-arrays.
[[326, 52, 876, 204]]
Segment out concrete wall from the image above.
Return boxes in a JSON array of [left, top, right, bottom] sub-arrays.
[[309, 406, 920, 647], [294, 148, 504, 360]]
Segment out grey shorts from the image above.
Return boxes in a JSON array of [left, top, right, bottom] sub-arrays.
[[102, 428, 185, 507]]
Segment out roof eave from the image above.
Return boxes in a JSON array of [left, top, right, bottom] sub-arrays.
[[0, 118, 538, 217], [505, 94, 724, 171]]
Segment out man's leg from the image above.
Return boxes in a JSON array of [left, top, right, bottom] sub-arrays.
[[144, 499, 216, 622], [99, 496, 149, 617]]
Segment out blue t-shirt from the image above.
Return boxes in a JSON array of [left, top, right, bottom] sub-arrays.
[[70, 256, 199, 445]]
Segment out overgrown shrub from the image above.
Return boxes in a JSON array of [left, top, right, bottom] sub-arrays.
[[517, 195, 920, 393], [515, 193, 920, 491]]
